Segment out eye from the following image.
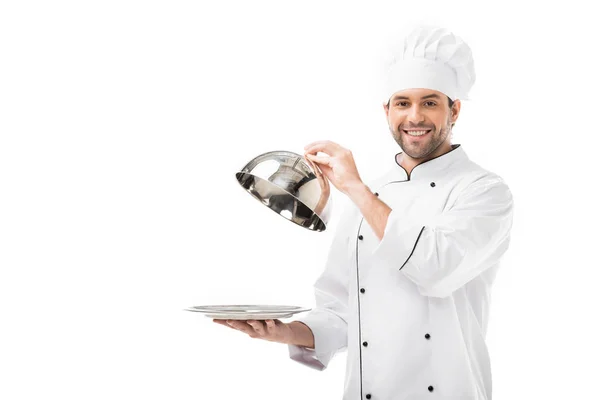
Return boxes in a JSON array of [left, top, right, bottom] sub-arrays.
[[395, 101, 409, 107], [424, 101, 437, 107]]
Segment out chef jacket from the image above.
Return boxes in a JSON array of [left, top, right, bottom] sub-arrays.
[[288, 144, 514, 400]]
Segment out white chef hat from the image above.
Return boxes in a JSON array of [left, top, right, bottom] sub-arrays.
[[383, 25, 476, 103]]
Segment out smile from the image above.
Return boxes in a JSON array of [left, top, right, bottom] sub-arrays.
[[403, 129, 432, 137]]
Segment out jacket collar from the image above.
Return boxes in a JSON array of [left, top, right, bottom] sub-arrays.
[[394, 144, 468, 181]]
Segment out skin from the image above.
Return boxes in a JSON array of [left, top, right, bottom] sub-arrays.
[[213, 318, 300, 343], [385, 88, 461, 174], [213, 87, 461, 348], [212, 318, 314, 348]]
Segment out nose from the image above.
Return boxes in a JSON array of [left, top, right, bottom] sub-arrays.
[[407, 105, 425, 124]]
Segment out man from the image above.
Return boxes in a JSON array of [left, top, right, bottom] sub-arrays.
[[214, 26, 514, 400]]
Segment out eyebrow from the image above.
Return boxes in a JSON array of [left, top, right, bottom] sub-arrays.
[[391, 93, 442, 101]]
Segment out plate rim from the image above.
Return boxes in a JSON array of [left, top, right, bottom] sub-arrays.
[[186, 304, 311, 313]]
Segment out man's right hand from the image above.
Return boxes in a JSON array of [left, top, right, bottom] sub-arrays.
[[212, 319, 314, 349]]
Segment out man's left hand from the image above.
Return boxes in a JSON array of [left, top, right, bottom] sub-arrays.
[[304, 140, 364, 196]]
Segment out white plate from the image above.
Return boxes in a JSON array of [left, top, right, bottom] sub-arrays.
[[184, 305, 311, 320]]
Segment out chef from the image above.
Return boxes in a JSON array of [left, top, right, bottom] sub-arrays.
[[214, 25, 514, 400]]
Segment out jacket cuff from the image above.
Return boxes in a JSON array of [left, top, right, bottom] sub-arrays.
[[287, 311, 345, 371]]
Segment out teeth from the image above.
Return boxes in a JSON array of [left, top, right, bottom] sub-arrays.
[[405, 130, 429, 136]]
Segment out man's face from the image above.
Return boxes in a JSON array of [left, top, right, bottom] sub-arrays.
[[383, 88, 460, 160]]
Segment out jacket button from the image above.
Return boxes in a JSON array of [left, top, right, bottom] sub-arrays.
[[360, 288, 365, 293], [366, 395, 371, 399], [425, 333, 431, 339], [430, 182, 436, 187], [428, 386, 434, 392], [362, 341, 368, 347], [358, 235, 364, 240], [374, 192, 379, 196]]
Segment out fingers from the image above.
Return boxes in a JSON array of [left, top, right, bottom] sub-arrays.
[[218, 319, 257, 336], [213, 319, 271, 338], [264, 319, 277, 333], [264, 319, 283, 339], [305, 153, 331, 166], [304, 155, 331, 182], [213, 319, 282, 341], [303, 155, 321, 175], [246, 320, 267, 336]]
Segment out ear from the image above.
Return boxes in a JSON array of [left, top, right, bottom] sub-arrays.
[[451, 99, 462, 124], [383, 101, 389, 117]]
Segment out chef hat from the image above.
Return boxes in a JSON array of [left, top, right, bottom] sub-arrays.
[[383, 25, 476, 103]]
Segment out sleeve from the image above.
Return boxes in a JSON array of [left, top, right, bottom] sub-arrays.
[[371, 175, 514, 298], [287, 205, 352, 371]]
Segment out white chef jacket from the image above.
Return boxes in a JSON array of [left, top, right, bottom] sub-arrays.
[[288, 144, 514, 400]]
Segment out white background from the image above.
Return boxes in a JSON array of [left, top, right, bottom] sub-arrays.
[[1, 1, 598, 399]]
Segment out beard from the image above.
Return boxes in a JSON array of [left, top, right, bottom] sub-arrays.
[[390, 118, 452, 159]]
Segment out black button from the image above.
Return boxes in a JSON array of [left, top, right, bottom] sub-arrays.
[[374, 192, 379, 196], [366, 395, 372, 399], [360, 288, 366, 293], [362, 341, 368, 347], [428, 386, 434, 392], [430, 182, 436, 187], [425, 333, 430, 339], [358, 235, 364, 240]]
